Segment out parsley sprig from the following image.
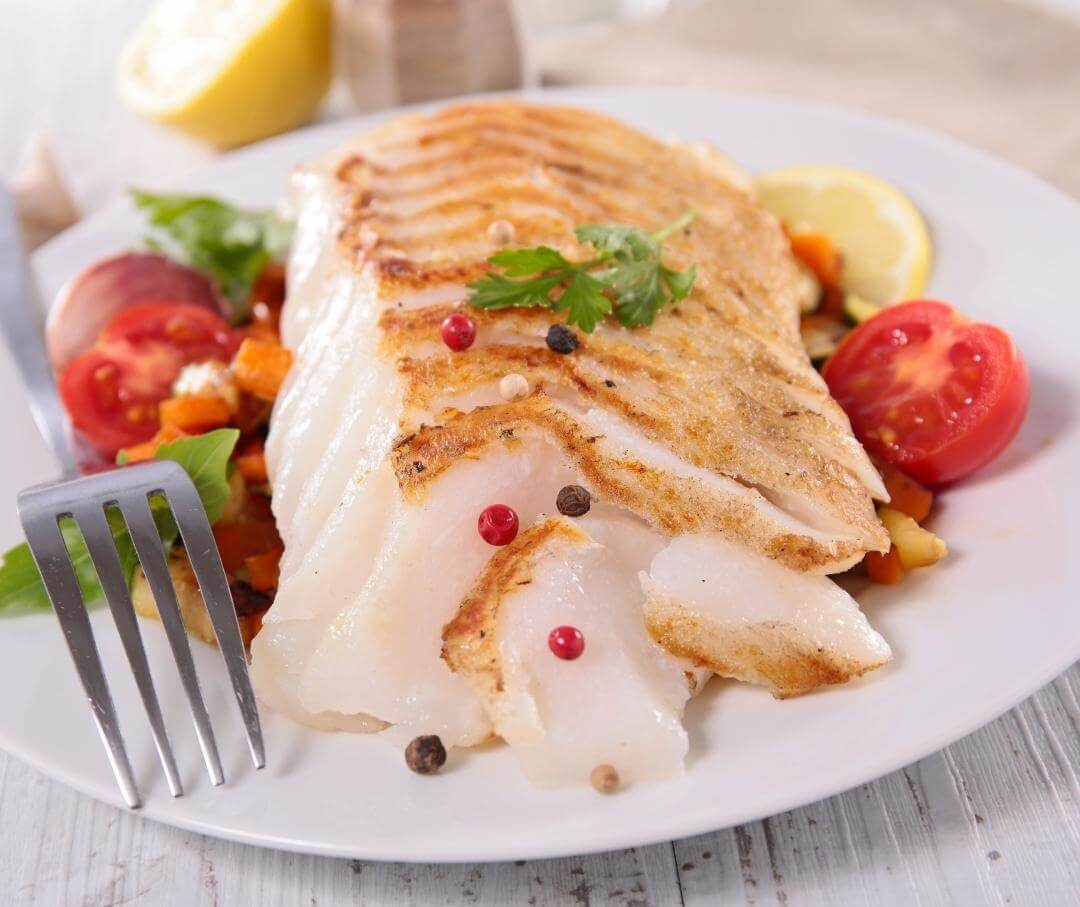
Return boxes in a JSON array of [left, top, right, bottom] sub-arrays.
[[467, 211, 698, 333]]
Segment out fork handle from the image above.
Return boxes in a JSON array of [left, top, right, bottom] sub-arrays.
[[0, 188, 79, 478]]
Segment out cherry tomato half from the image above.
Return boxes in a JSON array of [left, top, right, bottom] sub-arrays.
[[101, 301, 240, 362], [59, 302, 238, 458], [822, 300, 1029, 484], [59, 343, 183, 456]]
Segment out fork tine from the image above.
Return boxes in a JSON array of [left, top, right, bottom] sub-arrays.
[[163, 474, 265, 770], [74, 502, 183, 797], [118, 493, 224, 786], [17, 507, 142, 808]]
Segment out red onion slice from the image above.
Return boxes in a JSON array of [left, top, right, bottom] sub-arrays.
[[47, 251, 226, 370]]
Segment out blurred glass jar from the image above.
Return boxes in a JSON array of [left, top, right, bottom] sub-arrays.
[[514, 0, 670, 34], [333, 0, 525, 111]]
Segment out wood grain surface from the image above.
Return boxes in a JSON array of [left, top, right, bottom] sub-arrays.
[[1, 0, 1078, 904]]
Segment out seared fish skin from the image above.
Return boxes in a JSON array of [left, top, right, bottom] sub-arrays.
[[252, 101, 891, 782], [294, 101, 888, 569]]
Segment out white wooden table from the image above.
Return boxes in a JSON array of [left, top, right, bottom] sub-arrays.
[[2, 1, 1078, 903]]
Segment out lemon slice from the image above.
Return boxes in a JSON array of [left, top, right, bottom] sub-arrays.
[[117, 0, 331, 149], [756, 165, 932, 305]]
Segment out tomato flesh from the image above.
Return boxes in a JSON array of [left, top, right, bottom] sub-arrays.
[[59, 344, 181, 456], [822, 300, 1029, 484], [102, 301, 240, 361], [59, 302, 238, 458]]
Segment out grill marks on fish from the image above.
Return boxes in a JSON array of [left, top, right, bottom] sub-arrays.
[[391, 394, 869, 571], [381, 307, 886, 563]]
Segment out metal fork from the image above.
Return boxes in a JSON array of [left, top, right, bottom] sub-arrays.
[[0, 187, 264, 808]]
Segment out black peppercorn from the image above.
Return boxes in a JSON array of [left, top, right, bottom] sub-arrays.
[[405, 735, 447, 774], [545, 324, 579, 354], [556, 484, 591, 517]]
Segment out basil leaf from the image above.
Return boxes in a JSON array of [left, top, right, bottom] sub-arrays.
[[0, 429, 238, 616], [154, 428, 240, 525], [0, 509, 164, 616]]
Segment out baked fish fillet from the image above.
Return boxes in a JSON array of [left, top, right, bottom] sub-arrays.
[[250, 101, 892, 784]]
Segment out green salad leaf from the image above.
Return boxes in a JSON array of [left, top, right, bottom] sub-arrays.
[[132, 190, 293, 322], [154, 428, 239, 525], [0, 429, 240, 616], [467, 210, 697, 333]]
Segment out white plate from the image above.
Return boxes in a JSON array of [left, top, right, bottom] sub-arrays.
[[2, 88, 1078, 863]]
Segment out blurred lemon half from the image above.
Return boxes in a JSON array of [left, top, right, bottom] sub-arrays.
[[756, 165, 932, 305], [117, 0, 331, 149]]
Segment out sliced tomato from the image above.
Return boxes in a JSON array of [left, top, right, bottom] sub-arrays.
[[60, 302, 240, 459], [101, 301, 240, 362], [822, 300, 1029, 484], [59, 343, 183, 457]]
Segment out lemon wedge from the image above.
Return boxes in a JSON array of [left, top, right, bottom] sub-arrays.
[[117, 0, 331, 149], [756, 165, 932, 305]]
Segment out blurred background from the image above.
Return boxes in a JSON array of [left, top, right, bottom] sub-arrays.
[[2, 0, 1079, 246]]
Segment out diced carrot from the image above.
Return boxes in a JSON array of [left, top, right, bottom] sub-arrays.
[[865, 546, 904, 584], [250, 263, 286, 301], [242, 321, 280, 344], [247, 263, 285, 346], [118, 425, 188, 463], [880, 465, 933, 522], [819, 284, 845, 317], [232, 337, 293, 401], [159, 394, 232, 432], [245, 547, 282, 592], [788, 232, 843, 288], [213, 520, 283, 572], [236, 450, 268, 484]]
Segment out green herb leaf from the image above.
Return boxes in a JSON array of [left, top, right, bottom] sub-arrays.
[[662, 263, 697, 301], [153, 428, 240, 525], [131, 190, 292, 322], [0, 429, 239, 617], [466, 272, 568, 311], [0, 508, 171, 616], [574, 223, 660, 262], [488, 246, 571, 276], [467, 211, 697, 333], [556, 270, 612, 333]]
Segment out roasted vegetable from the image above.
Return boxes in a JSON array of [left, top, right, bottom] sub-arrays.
[[878, 507, 947, 569], [232, 337, 293, 400]]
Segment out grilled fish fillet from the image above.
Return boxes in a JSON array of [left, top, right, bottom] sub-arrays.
[[250, 101, 892, 782]]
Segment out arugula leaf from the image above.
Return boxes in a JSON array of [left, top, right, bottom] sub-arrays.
[[154, 428, 240, 525], [467, 211, 697, 333], [0, 429, 240, 616], [132, 190, 292, 322]]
